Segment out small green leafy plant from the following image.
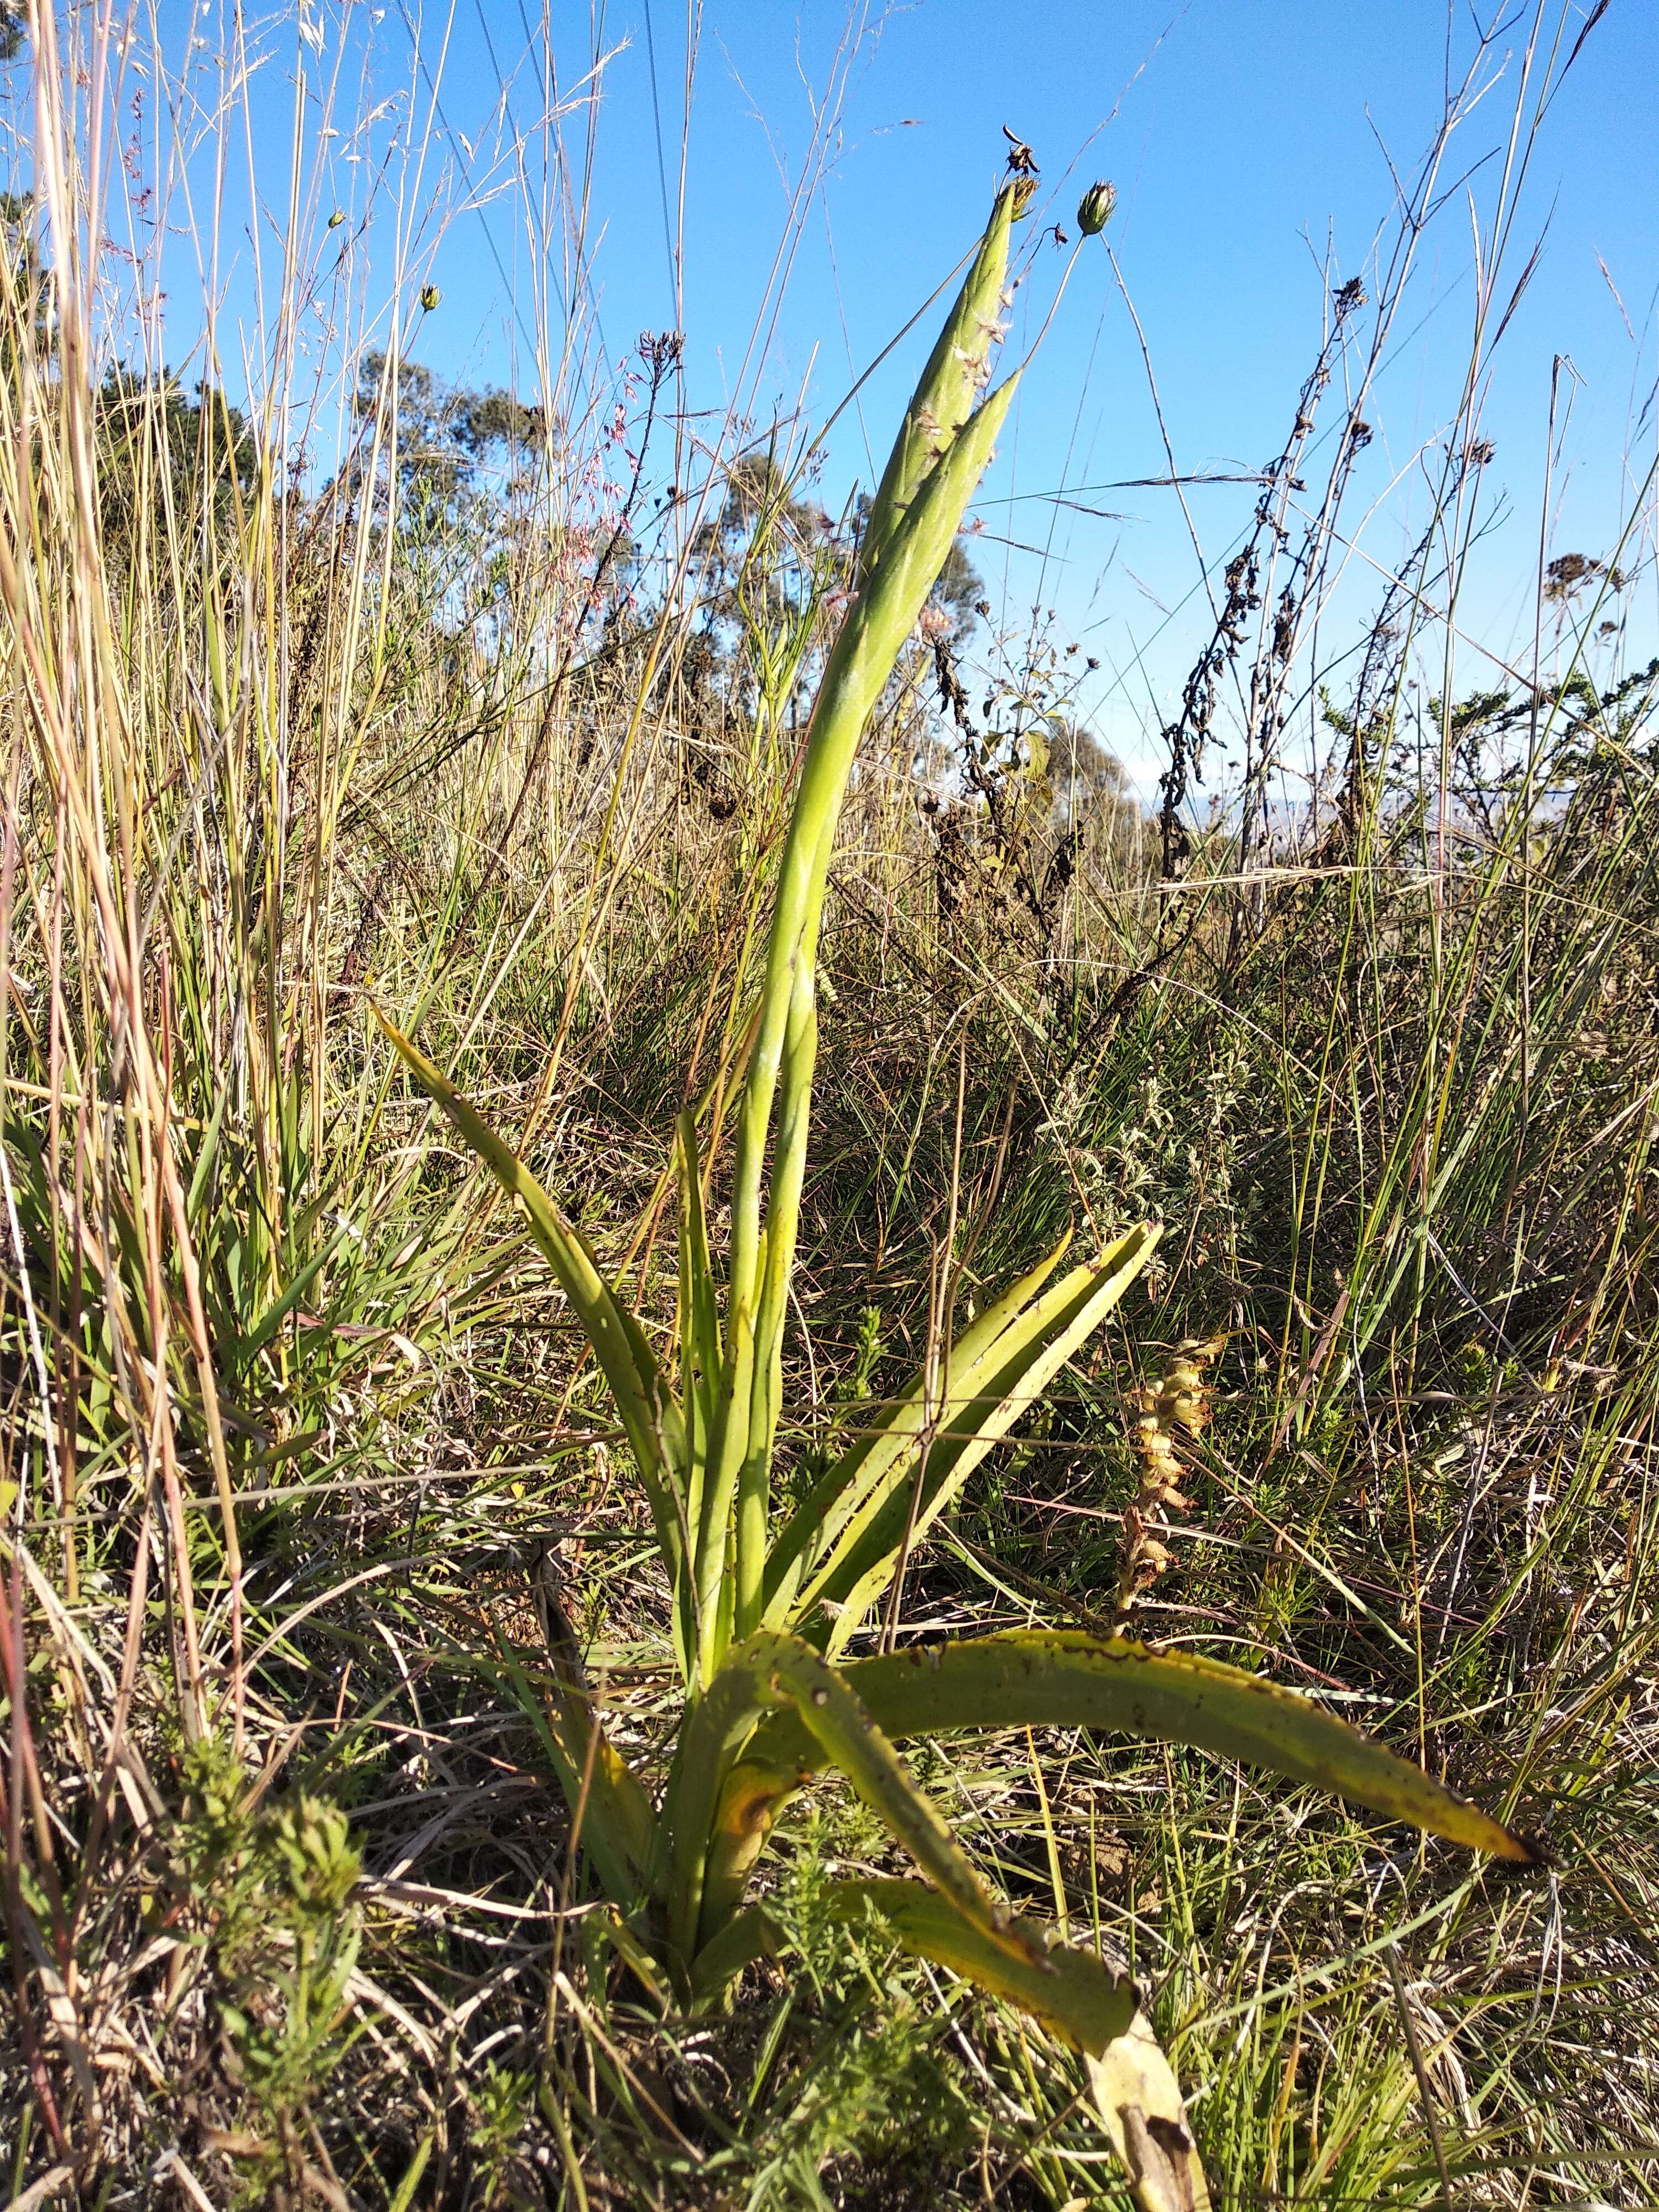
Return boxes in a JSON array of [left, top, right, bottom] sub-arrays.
[[380, 178, 1531, 2211], [160, 1742, 364, 2198]]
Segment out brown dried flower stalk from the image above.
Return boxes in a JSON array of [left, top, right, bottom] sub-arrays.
[[1115, 1338, 1223, 1628]]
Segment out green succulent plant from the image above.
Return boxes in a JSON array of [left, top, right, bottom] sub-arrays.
[[380, 176, 1530, 2212]]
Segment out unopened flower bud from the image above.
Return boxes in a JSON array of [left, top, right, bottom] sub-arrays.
[[1008, 176, 1040, 221], [419, 284, 441, 311], [1077, 181, 1116, 237]]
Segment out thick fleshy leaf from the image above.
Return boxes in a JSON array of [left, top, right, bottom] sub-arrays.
[[666, 1631, 1036, 1966], [748, 1635, 1030, 1957], [727, 176, 1024, 1352], [1088, 2014, 1213, 2212], [715, 374, 1024, 1668], [762, 1229, 1079, 1611], [825, 1881, 1211, 2212], [688, 1904, 784, 2007], [692, 1292, 756, 1684], [723, 372, 1022, 1355], [790, 1229, 1160, 1654], [488, 1647, 656, 1915], [700, 1758, 808, 1940], [735, 958, 817, 1642], [744, 1630, 1533, 1861], [674, 1110, 721, 1449], [826, 1878, 1136, 2047], [374, 1012, 689, 1594], [673, 1112, 721, 1663], [659, 1639, 770, 1960], [857, 181, 1021, 585]]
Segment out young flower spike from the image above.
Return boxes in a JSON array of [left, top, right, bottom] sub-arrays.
[[1077, 181, 1117, 237]]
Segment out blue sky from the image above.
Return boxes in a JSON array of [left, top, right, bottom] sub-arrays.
[[59, 1, 1659, 782]]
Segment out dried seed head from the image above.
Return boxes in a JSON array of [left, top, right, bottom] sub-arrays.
[[1001, 124, 1039, 176], [1077, 181, 1117, 237], [1116, 1336, 1224, 1631]]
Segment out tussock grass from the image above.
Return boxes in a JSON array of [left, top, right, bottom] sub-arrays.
[[3, 3, 1657, 2206]]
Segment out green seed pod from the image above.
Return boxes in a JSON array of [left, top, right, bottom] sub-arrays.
[[419, 283, 441, 311], [327, 208, 345, 229], [1077, 181, 1116, 237]]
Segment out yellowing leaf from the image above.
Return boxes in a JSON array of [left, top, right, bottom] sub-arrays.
[[827, 1880, 1210, 2212], [748, 1630, 1532, 1861]]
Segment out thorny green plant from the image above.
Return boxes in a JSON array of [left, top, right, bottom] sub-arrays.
[[381, 176, 1533, 2212]]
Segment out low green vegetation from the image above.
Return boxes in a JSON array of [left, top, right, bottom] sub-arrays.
[[2, 6, 1655, 2209]]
